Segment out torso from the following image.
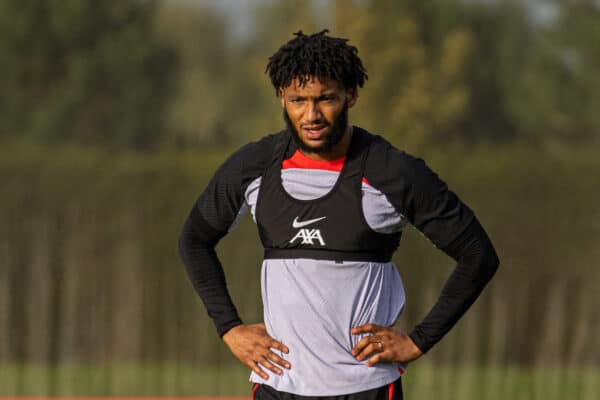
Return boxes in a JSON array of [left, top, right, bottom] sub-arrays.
[[239, 129, 407, 395]]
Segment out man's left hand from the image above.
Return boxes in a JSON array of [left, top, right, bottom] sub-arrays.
[[351, 324, 423, 366]]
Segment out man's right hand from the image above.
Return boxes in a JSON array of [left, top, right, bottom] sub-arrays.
[[222, 323, 291, 380]]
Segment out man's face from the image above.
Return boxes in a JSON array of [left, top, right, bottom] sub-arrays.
[[280, 77, 357, 156]]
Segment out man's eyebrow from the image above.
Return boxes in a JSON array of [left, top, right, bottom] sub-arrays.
[[287, 93, 336, 101], [318, 93, 337, 99]]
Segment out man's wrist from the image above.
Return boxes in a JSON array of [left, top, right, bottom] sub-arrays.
[[408, 330, 429, 355], [218, 319, 244, 338]]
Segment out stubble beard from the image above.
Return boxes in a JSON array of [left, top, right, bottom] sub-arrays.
[[284, 101, 349, 155]]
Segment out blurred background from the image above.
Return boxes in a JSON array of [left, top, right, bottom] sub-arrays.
[[1, 0, 599, 398]]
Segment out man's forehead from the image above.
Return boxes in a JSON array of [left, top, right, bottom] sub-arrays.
[[283, 76, 344, 93]]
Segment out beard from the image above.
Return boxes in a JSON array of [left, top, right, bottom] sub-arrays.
[[284, 101, 349, 155]]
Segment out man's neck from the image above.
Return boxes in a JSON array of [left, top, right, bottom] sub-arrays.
[[300, 126, 353, 161]]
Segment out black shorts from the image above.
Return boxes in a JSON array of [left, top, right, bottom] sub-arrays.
[[252, 378, 403, 400]]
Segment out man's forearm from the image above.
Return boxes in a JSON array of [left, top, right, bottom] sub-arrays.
[[408, 218, 499, 353], [179, 206, 243, 336]]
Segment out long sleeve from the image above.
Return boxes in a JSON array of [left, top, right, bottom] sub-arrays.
[[179, 205, 243, 336], [178, 134, 276, 336], [364, 135, 499, 353], [408, 218, 499, 353]]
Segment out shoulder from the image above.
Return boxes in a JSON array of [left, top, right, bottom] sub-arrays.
[[215, 130, 285, 179], [359, 128, 474, 247], [227, 130, 284, 166], [196, 131, 286, 229], [359, 128, 432, 186]]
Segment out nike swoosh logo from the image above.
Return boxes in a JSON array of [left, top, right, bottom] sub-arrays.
[[292, 216, 327, 228]]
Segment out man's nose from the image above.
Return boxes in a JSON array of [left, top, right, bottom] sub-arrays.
[[305, 101, 322, 122]]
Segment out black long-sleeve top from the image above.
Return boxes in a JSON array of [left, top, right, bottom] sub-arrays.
[[179, 129, 499, 353]]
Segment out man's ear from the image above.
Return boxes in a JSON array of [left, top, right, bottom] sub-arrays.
[[347, 88, 358, 108], [279, 87, 286, 108]]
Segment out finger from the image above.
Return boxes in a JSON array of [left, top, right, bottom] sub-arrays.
[[259, 355, 283, 376], [351, 323, 381, 334], [351, 336, 369, 355], [269, 339, 290, 354], [352, 335, 381, 356], [266, 351, 291, 369], [355, 342, 381, 361], [366, 351, 389, 367], [351, 335, 371, 356], [249, 361, 269, 380]]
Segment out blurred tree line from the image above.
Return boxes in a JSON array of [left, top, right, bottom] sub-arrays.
[[1, 0, 599, 150], [2, 3, 600, 392], [0, 0, 175, 148]]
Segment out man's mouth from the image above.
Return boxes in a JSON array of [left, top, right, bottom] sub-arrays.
[[302, 125, 328, 139]]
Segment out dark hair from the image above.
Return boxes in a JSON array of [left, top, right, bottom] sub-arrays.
[[266, 29, 368, 95]]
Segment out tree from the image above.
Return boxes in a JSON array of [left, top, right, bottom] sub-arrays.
[[332, 0, 474, 151], [507, 0, 600, 143], [0, 0, 176, 148], [154, 1, 231, 147]]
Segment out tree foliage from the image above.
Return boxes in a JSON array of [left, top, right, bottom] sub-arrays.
[[155, 2, 233, 147], [2, 0, 599, 149], [507, 0, 600, 143], [0, 0, 176, 148], [332, 0, 474, 150]]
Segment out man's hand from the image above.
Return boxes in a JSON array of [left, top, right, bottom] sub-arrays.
[[222, 323, 291, 379], [351, 323, 423, 367]]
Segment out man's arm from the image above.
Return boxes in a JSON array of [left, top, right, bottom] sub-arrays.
[[351, 217, 498, 364], [179, 207, 291, 377], [399, 150, 500, 354], [408, 217, 499, 353], [178, 134, 291, 379], [354, 137, 499, 362], [179, 138, 270, 335], [179, 205, 242, 336]]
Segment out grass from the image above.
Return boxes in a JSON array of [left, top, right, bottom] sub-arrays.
[[0, 363, 251, 396], [0, 362, 598, 399]]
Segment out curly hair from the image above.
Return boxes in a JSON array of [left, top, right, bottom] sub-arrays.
[[266, 30, 368, 95]]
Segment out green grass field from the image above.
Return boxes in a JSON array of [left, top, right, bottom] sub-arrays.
[[0, 363, 598, 399]]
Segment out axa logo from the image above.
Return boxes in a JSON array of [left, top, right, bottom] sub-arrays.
[[289, 216, 326, 246]]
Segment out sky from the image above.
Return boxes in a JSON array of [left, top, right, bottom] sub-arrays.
[[195, 0, 268, 38]]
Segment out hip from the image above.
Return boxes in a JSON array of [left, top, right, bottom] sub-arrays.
[[252, 376, 403, 400]]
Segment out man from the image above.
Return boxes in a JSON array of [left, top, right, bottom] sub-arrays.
[[179, 30, 499, 400]]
